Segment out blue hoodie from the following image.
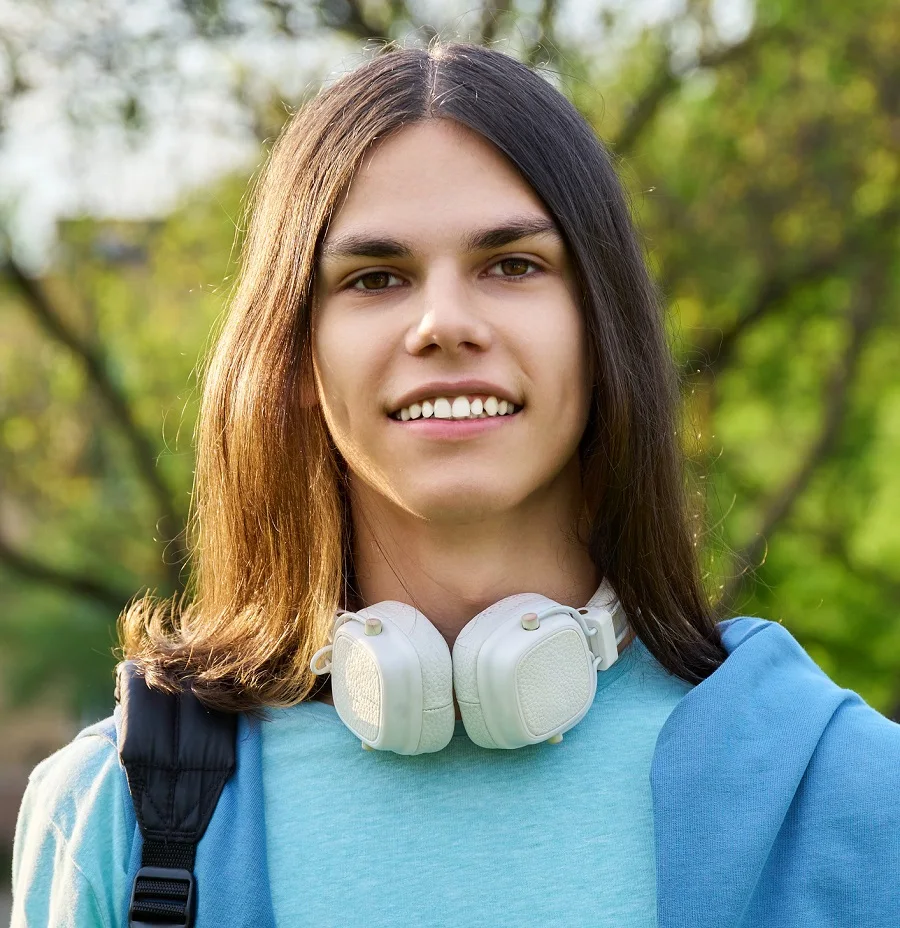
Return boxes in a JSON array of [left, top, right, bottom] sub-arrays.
[[11, 617, 900, 926]]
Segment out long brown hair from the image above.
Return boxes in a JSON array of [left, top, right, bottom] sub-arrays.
[[118, 40, 728, 713]]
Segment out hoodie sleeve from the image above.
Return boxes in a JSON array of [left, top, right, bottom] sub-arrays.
[[10, 728, 135, 928], [746, 690, 900, 926]]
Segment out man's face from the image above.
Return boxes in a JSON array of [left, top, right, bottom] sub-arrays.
[[313, 119, 591, 523]]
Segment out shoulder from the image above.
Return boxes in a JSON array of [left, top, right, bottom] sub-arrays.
[[721, 617, 900, 816], [27, 713, 117, 782], [786, 687, 900, 908], [807, 689, 900, 815], [12, 713, 136, 927], [22, 714, 130, 835]]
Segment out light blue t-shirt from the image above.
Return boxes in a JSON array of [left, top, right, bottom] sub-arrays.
[[261, 636, 693, 928], [11, 636, 692, 927]]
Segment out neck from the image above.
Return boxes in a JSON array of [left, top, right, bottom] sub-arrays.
[[311, 460, 636, 712], [348, 461, 599, 649]]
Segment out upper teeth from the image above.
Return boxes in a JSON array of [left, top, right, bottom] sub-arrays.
[[394, 395, 520, 421]]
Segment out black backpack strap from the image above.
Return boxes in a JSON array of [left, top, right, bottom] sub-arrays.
[[115, 661, 237, 928]]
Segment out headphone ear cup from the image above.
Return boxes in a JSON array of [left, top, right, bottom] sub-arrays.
[[452, 593, 598, 749], [330, 602, 455, 755], [452, 593, 538, 749]]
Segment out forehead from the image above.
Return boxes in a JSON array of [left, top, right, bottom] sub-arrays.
[[320, 120, 554, 253]]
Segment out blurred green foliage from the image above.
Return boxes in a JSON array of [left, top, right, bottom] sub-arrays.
[[1, 0, 898, 719], [0, 185, 243, 715]]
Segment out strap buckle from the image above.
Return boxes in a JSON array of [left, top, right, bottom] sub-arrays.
[[581, 607, 620, 671], [128, 866, 195, 927]]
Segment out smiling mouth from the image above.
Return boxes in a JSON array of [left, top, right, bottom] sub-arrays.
[[389, 394, 522, 421]]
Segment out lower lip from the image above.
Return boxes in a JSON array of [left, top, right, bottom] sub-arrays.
[[388, 411, 522, 440]]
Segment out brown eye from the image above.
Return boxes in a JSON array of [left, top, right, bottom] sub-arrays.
[[499, 258, 531, 276], [352, 271, 396, 291], [488, 258, 541, 280]]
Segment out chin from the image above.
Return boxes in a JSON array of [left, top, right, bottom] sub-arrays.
[[399, 482, 526, 523]]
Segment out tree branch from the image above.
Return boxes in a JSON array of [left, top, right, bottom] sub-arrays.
[[815, 527, 900, 604], [524, 0, 561, 66], [614, 26, 778, 157], [808, 525, 900, 722], [0, 32, 31, 147], [478, 0, 513, 46], [717, 268, 885, 612], [787, 519, 900, 722], [2, 257, 187, 591], [0, 531, 132, 612], [342, 0, 388, 41], [314, 0, 398, 42], [681, 202, 900, 381]]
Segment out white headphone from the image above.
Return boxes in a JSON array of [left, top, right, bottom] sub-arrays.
[[310, 580, 630, 755]]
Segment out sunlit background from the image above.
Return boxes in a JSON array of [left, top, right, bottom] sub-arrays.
[[2, 0, 899, 911]]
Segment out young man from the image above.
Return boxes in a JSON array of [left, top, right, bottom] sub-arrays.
[[12, 41, 899, 928]]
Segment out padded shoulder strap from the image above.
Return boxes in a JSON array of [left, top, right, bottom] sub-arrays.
[[115, 661, 237, 927]]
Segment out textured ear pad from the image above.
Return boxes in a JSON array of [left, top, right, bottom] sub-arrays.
[[330, 602, 455, 755], [452, 593, 538, 748], [452, 593, 597, 749]]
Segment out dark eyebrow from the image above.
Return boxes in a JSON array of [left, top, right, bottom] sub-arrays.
[[462, 216, 562, 252], [318, 215, 563, 263]]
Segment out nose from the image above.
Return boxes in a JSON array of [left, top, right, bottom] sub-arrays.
[[404, 266, 492, 357]]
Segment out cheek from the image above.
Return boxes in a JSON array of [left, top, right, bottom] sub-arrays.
[[312, 322, 355, 446], [540, 320, 591, 463], [312, 312, 391, 460], [313, 313, 363, 412], [560, 300, 591, 404], [528, 299, 590, 407]]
